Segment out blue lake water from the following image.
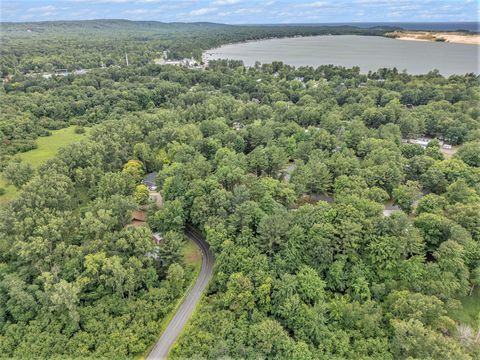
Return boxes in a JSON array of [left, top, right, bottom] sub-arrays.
[[204, 35, 480, 75]]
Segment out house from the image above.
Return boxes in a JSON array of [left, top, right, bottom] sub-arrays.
[[127, 210, 164, 246], [142, 172, 158, 191], [232, 122, 244, 131], [152, 233, 163, 245], [403, 137, 435, 148], [132, 210, 146, 221], [155, 57, 203, 69], [142, 172, 163, 207], [73, 69, 88, 75], [54, 69, 69, 76], [412, 138, 431, 148], [128, 210, 147, 227]]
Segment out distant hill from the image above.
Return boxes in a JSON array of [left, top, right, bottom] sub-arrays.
[[1, 19, 402, 36], [0, 19, 399, 76]]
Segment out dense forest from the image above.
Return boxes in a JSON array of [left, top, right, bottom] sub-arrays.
[[1, 20, 480, 359]]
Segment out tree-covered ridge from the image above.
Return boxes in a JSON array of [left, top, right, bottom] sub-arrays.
[[0, 61, 479, 358], [0, 19, 396, 76]]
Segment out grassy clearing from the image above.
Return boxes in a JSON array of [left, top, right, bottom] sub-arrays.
[[0, 126, 90, 206], [183, 238, 202, 270], [17, 126, 90, 168], [451, 287, 480, 328], [0, 179, 17, 206]]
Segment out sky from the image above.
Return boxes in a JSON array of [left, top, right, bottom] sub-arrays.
[[1, 0, 479, 24]]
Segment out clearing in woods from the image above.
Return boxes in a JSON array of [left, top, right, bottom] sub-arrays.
[[0, 126, 90, 205]]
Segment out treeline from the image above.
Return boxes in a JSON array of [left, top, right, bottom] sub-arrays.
[[0, 60, 479, 358], [0, 20, 396, 75]]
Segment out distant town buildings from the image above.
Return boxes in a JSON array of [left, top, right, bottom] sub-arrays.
[[41, 68, 90, 79], [402, 137, 453, 150], [154, 57, 204, 69]]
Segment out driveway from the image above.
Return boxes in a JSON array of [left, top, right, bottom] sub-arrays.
[[147, 224, 214, 359]]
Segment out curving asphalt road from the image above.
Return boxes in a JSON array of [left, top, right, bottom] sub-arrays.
[[147, 224, 214, 360]]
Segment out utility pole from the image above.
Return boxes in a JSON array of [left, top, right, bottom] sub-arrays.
[[125, 52, 129, 66]]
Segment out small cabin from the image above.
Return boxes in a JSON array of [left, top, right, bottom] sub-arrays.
[[129, 210, 147, 227]]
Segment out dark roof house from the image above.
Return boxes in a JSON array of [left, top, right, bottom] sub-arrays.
[[142, 172, 158, 190]]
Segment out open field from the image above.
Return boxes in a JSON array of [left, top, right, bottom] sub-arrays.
[[16, 126, 90, 168], [386, 31, 480, 45], [0, 126, 90, 205]]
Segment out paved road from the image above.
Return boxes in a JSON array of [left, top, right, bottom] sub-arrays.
[[147, 224, 214, 360]]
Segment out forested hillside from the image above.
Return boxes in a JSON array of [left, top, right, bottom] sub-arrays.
[[1, 49, 479, 358], [0, 20, 395, 76]]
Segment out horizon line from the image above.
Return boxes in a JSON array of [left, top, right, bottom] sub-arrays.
[[2, 19, 479, 25]]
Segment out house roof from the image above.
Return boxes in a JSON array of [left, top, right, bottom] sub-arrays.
[[131, 210, 146, 222], [142, 172, 158, 189], [152, 233, 163, 244], [144, 172, 157, 183], [128, 219, 146, 227]]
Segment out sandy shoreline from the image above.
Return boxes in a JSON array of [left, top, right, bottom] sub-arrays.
[[387, 31, 480, 45]]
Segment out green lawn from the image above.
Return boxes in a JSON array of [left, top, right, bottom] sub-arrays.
[[451, 287, 480, 328], [183, 238, 202, 269], [17, 126, 90, 169], [0, 126, 90, 205], [0, 179, 17, 206]]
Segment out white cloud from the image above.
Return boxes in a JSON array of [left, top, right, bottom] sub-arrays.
[[5, 0, 479, 23], [300, 1, 327, 7], [27, 5, 57, 12], [218, 7, 263, 16], [190, 7, 218, 16], [128, 9, 150, 14], [213, 0, 241, 5], [234, 8, 262, 15], [66, 0, 131, 3]]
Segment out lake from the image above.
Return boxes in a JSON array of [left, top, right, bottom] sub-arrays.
[[203, 35, 480, 75]]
